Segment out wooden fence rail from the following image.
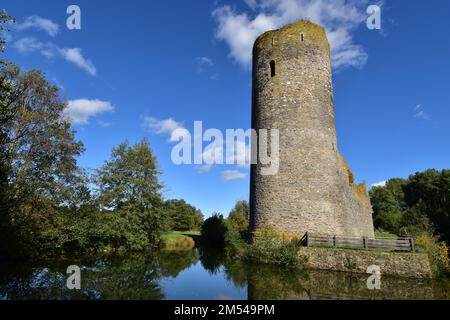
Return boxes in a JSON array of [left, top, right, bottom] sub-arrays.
[[299, 233, 414, 252]]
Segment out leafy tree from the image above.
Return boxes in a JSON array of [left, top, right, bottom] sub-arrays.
[[385, 178, 407, 209], [227, 200, 249, 236], [0, 10, 14, 52], [164, 199, 203, 231], [399, 203, 431, 236], [403, 169, 450, 242], [0, 66, 85, 257], [1, 12, 17, 244], [369, 186, 403, 233], [370, 170, 450, 246], [0, 12, 173, 257], [223, 200, 250, 257], [94, 139, 167, 250], [200, 214, 227, 248], [95, 139, 162, 210]]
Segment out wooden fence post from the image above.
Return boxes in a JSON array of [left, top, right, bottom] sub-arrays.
[[409, 238, 415, 252]]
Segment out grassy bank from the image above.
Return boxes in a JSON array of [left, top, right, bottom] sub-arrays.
[[160, 231, 200, 251]]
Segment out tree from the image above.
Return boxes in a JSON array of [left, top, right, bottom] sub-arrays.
[[385, 178, 407, 209], [95, 139, 162, 210], [227, 200, 249, 235], [164, 199, 203, 231], [0, 12, 17, 238], [0, 66, 85, 257], [369, 186, 403, 233], [369, 170, 450, 244], [0, 10, 14, 52], [201, 214, 227, 248], [94, 139, 166, 250], [403, 169, 450, 242]]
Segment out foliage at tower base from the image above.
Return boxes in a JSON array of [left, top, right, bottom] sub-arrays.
[[199, 201, 304, 268]]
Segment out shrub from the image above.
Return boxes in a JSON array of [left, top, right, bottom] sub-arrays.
[[161, 237, 195, 251], [415, 232, 449, 278], [200, 214, 227, 248], [224, 220, 246, 258], [246, 229, 305, 268]]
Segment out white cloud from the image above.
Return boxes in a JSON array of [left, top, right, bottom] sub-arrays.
[[98, 120, 112, 128], [14, 37, 45, 54], [199, 139, 251, 171], [202, 140, 224, 165], [59, 48, 97, 76], [64, 99, 114, 125], [371, 180, 386, 188], [197, 164, 213, 173], [225, 140, 251, 168], [16, 15, 60, 37], [413, 104, 431, 121], [222, 170, 247, 181], [13, 37, 58, 59], [196, 56, 219, 80], [244, 0, 259, 10], [13, 37, 96, 76], [196, 56, 214, 68], [213, 0, 370, 71], [414, 110, 431, 121], [144, 117, 187, 142]]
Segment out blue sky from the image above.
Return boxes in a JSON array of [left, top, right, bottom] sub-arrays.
[[2, 0, 450, 217]]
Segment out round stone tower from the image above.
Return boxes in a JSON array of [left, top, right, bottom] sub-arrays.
[[250, 20, 374, 238]]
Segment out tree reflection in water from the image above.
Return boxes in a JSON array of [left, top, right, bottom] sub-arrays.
[[0, 248, 448, 300]]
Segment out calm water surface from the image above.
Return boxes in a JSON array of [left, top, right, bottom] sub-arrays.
[[0, 248, 449, 300]]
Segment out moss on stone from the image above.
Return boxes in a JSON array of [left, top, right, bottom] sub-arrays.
[[352, 183, 371, 207], [338, 152, 371, 208], [338, 152, 355, 184], [253, 229, 303, 241], [254, 20, 329, 52]]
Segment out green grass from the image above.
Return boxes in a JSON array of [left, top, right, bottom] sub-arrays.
[[375, 231, 399, 240], [161, 231, 200, 240], [160, 231, 200, 251]]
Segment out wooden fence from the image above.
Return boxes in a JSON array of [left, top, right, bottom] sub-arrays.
[[299, 233, 414, 252]]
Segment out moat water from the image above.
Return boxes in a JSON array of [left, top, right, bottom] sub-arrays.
[[1, 248, 449, 300]]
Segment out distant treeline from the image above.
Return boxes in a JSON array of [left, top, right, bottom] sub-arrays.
[[0, 13, 203, 259], [370, 169, 450, 245]]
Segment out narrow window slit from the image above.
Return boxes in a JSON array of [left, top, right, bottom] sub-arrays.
[[270, 60, 276, 78]]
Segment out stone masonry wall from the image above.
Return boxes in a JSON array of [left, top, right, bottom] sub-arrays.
[[250, 20, 375, 238], [299, 247, 433, 279]]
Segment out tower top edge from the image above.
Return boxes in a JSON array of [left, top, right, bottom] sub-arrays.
[[253, 20, 329, 51]]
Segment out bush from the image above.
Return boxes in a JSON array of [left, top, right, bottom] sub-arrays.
[[200, 214, 227, 248], [224, 220, 246, 258], [415, 232, 449, 278], [161, 237, 195, 251], [246, 229, 305, 268]]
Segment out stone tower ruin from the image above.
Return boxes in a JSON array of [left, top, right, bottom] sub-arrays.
[[250, 20, 375, 238]]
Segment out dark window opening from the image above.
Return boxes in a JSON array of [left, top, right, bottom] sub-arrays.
[[270, 60, 276, 78]]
